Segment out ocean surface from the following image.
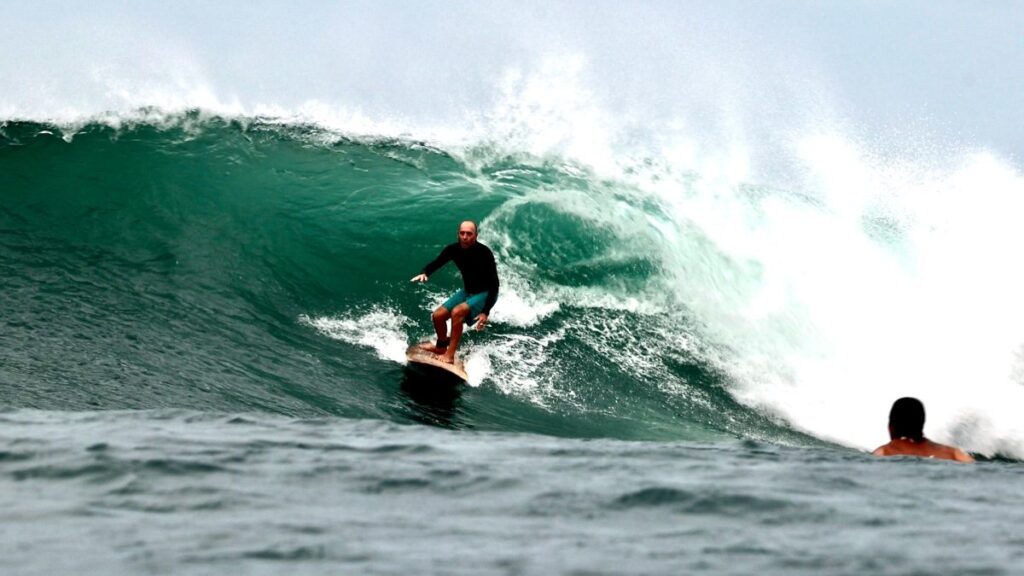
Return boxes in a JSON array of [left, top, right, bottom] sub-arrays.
[[3, 115, 1022, 576], [3, 2, 1024, 574], [3, 410, 1022, 576]]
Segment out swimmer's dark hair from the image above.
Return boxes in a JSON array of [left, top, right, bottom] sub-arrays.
[[889, 397, 925, 441]]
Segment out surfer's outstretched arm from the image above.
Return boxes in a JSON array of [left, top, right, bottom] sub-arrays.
[[418, 245, 456, 280]]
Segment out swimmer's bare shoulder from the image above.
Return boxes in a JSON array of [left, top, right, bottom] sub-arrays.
[[872, 439, 975, 463]]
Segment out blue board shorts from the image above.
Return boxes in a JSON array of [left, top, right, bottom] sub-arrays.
[[442, 289, 489, 326]]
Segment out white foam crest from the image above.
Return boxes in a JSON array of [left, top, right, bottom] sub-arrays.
[[469, 331, 574, 407], [462, 352, 491, 388], [650, 134, 1024, 457], [473, 100, 1024, 457], [488, 286, 560, 328], [0, 36, 778, 179], [462, 55, 620, 172], [299, 310, 410, 364], [550, 289, 647, 314]]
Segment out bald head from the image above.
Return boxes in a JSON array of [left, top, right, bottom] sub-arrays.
[[458, 220, 478, 248]]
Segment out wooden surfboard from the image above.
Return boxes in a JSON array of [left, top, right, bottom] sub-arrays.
[[406, 343, 468, 381]]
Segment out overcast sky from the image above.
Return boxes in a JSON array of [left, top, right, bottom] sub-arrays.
[[2, 1, 1021, 161]]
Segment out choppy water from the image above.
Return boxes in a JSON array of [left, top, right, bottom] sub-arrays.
[[4, 410, 1021, 576]]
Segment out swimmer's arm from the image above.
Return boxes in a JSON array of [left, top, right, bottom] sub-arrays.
[[952, 448, 975, 463]]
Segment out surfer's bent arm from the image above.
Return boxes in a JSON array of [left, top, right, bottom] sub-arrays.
[[481, 251, 499, 316]]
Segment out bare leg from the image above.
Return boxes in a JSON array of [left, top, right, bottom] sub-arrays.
[[440, 303, 470, 364], [418, 306, 451, 353], [431, 306, 450, 345]]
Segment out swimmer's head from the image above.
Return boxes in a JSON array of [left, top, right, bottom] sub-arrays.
[[888, 397, 926, 441]]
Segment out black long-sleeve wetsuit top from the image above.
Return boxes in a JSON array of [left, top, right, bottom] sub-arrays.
[[421, 242, 500, 315]]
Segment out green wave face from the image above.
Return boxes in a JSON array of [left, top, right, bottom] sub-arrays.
[[2, 116, 805, 444]]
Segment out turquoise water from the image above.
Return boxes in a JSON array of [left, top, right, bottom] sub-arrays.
[[3, 115, 1023, 575], [0, 117, 798, 443]]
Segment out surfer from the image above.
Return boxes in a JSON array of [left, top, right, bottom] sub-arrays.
[[872, 397, 974, 463], [410, 220, 499, 364]]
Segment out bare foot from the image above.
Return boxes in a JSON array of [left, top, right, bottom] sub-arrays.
[[438, 353, 456, 365], [418, 341, 448, 354]]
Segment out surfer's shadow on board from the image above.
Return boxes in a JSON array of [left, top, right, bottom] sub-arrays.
[[396, 367, 467, 430]]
